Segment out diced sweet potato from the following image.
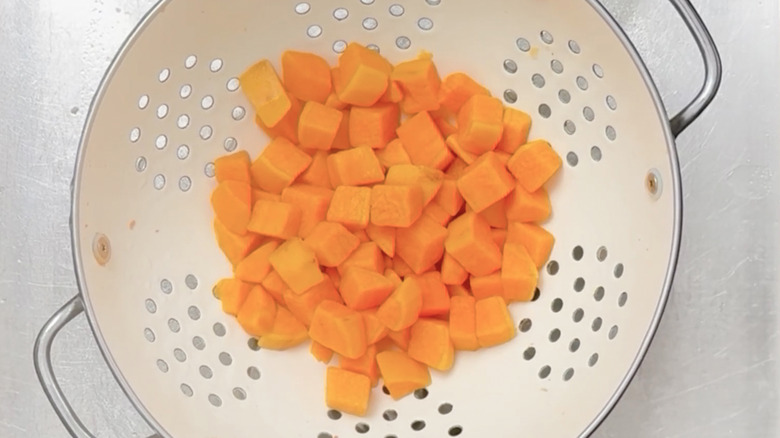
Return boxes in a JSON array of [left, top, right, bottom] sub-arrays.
[[505, 184, 551, 223], [309, 300, 367, 359], [506, 222, 555, 268], [340, 267, 396, 310], [441, 253, 468, 286], [457, 94, 504, 155], [327, 146, 385, 187], [396, 111, 454, 170], [457, 152, 515, 213], [268, 237, 324, 294], [214, 278, 252, 316], [434, 178, 465, 216], [376, 350, 431, 400], [311, 341, 334, 363], [284, 277, 342, 326], [298, 150, 332, 189], [445, 212, 502, 276], [497, 107, 532, 154], [257, 306, 309, 350], [506, 140, 562, 192], [215, 150, 252, 184], [298, 101, 344, 150], [385, 164, 444, 205], [213, 220, 263, 266], [475, 296, 516, 347], [366, 224, 396, 257], [247, 199, 302, 239], [449, 295, 479, 350], [377, 138, 412, 168], [250, 137, 312, 194], [350, 104, 400, 149], [447, 284, 471, 298], [326, 367, 371, 416], [438, 72, 490, 113], [280, 184, 334, 238], [501, 243, 538, 302], [370, 185, 424, 228], [479, 198, 508, 229], [237, 285, 277, 337], [423, 202, 453, 227], [377, 276, 423, 331], [339, 344, 380, 387], [392, 55, 441, 112], [239, 60, 291, 127], [388, 327, 411, 350], [211, 180, 252, 235], [261, 270, 288, 303], [417, 272, 450, 317], [335, 43, 392, 107], [339, 241, 385, 275], [396, 215, 448, 275], [282, 50, 332, 104], [407, 318, 454, 371], [470, 273, 505, 300], [445, 134, 478, 165], [255, 93, 302, 144], [304, 221, 360, 267], [362, 309, 389, 344], [326, 186, 371, 229], [234, 240, 280, 283]]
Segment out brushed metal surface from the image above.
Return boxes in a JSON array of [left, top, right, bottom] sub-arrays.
[[0, 0, 776, 437]]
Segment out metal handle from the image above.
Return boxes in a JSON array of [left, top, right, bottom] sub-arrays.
[[33, 295, 163, 438], [667, 0, 723, 137]]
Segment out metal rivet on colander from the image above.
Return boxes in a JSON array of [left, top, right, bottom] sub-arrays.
[[360, 0, 374, 4], [583, 106, 595, 121], [185, 55, 197, 69], [593, 63, 604, 78], [539, 365, 551, 379], [174, 348, 187, 362], [572, 246, 584, 261], [619, 292, 628, 307], [157, 359, 169, 373], [158, 68, 170, 83], [503, 59, 517, 74], [417, 17, 433, 31], [180, 383, 193, 397], [592, 317, 603, 332], [176, 144, 190, 160], [413, 388, 428, 399], [155, 134, 168, 150], [549, 328, 561, 342], [355, 423, 369, 434], [232, 106, 246, 120], [233, 387, 247, 400], [382, 409, 397, 421], [591, 146, 602, 162], [389, 4, 404, 16], [449, 426, 463, 436], [333, 7, 349, 20], [92, 233, 111, 266], [208, 394, 222, 407], [362, 17, 378, 30], [307, 25, 323, 38], [559, 89, 571, 104], [566, 151, 579, 167], [519, 318, 532, 333], [295, 2, 310, 14], [192, 336, 206, 350], [333, 40, 347, 53], [204, 162, 216, 178], [516, 37, 531, 52], [589, 353, 600, 367], [129, 127, 141, 143], [614, 263, 624, 278], [226, 78, 239, 92], [180, 84, 192, 99], [540, 30, 554, 44], [156, 104, 168, 119], [145, 299, 157, 314], [563, 368, 575, 381], [395, 36, 411, 50], [523, 347, 536, 360], [594, 286, 605, 301], [201, 95, 214, 110], [247, 337, 260, 351], [538, 104, 551, 119], [144, 328, 155, 343], [138, 95, 149, 109], [160, 279, 173, 294], [411, 420, 426, 431], [596, 246, 608, 261], [503, 89, 518, 104], [200, 125, 213, 140], [153, 174, 166, 190], [568, 40, 581, 54], [426, 0, 441, 5], [577, 76, 589, 91], [328, 409, 342, 420], [247, 366, 261, 380]]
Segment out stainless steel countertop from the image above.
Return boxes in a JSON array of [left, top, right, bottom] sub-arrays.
[[1, 0, 777, 437]]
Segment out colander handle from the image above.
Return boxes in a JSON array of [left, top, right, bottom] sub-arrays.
[[668, 0, 722, 137], [33, 295, 163, 438]]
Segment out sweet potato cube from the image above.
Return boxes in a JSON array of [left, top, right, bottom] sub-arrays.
[[381, 80, 404, 103], [507, 222, 555, 268], [501, 243, 538, 302], [247, 199, 301, 239], [213, 220, 263, 266], [282, 50, 332, 104], [385, 268, 402, 287], [385, 164, 444, 205], [377, 138, 412, 168], [211, 180, 252, 235], [325, 90, 349, 110], [237, 286, 277, 337], [239, 60, 291, 127], [215, 150, 252, 184], [479, 198, 508, 229], [366, 224, 396, 257], [261, 270, 288, 303], [326, 186, 371, 229], [311, 341, 334, 363], [417, 272, 450, 317], [492, 228, 508, 249], [449, 295, 479, 351], [441, 253, 468, 285], [457, 152, 516, 213], [377, 276, 423, 331], [497, 107, 532, 154], [335, 43, 392, 107], [396, 215, 448, 275], [470, 273, 505, 300], [396, 111, 454, 170], [408, 318, 454, 371], [310, 300, 367, 359], [506, 140, 562, 192], [340, 267, 396, 310], [423, 202, 452, 227], [445, 134, 478, 165], [363, 309, 389, 344], [328, 146, 384, 187], [234, 240, 280, 283], [299, 151, 332, 189], [448, 284, 471, 298], [251, 137, 312, 194], [391, 56, 441, 112], [214, 278, 252, 316], [439, 72, 490, 113], [252, 189, 282, 204], [475, 296, 516, 347], [269, 237, 324, 294], [304, 221, 360, 267], [445, 212, 502, 276], [339, 344, 380, 387], [339, 242, 385, 275], [376, 350, 431, 400], [392, 256, 414, 278], [255, 93, 302, 143], [445, 157, 468, 179], [284, 277, 341, 327], [350, 104, 400, 149], [353, 229, 370, 243], [457, 95, 504, 155], [298, 101, 344, 150], [326, 367, 371, 416], [370, 185, 424, 228], [434, 178, 465, 216], [257, 306, 309, 350], [281, 184, 334, 238], [506, 184, 551, 223]]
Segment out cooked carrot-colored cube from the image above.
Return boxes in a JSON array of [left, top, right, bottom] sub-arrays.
[[251, 137, 312, 194], [247, 199, 302, 239], [457, 94, 504, 155], [331, 109, 352, 150], [299, 150, 332, 189], [449, 295, 479, 350], [366, 224, 396, 257], [423, 202, 453, 227], [377, 138, 411, 168], [507, 222, 555, 268], [441, 253, 468, 285], [339, 241, 385, 275], [335, 43, 392, 107], [445, 212, 502, 276], [497, 107, 532, 154], [214, 278, 252, 316], [501, 243, 538, 302], [385, 164, 444, 205], [475, 296, 516, 347], [303, 221, 360, 267], [253, 188, 282, 204], [310, 300, 367, 359], [325, 90, 349, 110], [396, 215, 448, 275], [391, 55, 441, 112], [417, 272, 450, 317], [445, 134, 478, 165], [381, 80, 404, 103], [298, 101, 344, 150], [213, 220, 263, 266], [431, 109, 458, 137], [239, 60, 291, 127], [261, 270, 287, 303], [281, 184, 334, 238], [392, 256, 415, 278], [350, 104, 400, 149], [445, 157, 468, 179], [327, 186, 372, 229], [237, 285, 277, 337], [434, 178, 465, 216], [255, 93, 303, 143], [377, 276, 423, 331], [408, 318, 454, 371], [340, 344, 381, 387], [448, 284, 471, 298], [396, 111, 454, 170], [506, 140, 562, 192], [506, 184, 551, 223], [470, 273, 505, 300], [311, 341, 334, 363], [439, 72, 491, 114], [479, 198, 508, 229], [363, 309, 389, 344], [326, 367, 371, 416], [269, 237, 324, 294], [215, 150, 251, 184], [457, 152, 516, 213], [257, 306, 309, 350], [211, 180, 252, 235], [370, 185, 424, 228], [376, 350, 431, 400], [340, 267, 396, 310], [234, 240, 279, 283], [385, 268, 402, 287], [328, 146, 385, 187], [284, 277, 341, 326], [282, 50, 332, 104], [353, 229, 370, 243], [492, 228, 508, 249], [388, 327, 411, 350]]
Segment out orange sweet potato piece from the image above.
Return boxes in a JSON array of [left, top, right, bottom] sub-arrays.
[[470, 273, 505, 300], [391, 55, 441, 112], [431, 109, 458, 137], [506, 184, 551, 223], [328, 146, 385, 187], [492, 228, 508, 249], [261, 270, 288, 303], [457, 151, 515, 213], [445, 134, 478, 165], [310, 300, 367, 359], [434, 178, 465, 216], [247, 199, 302, 239], [257, 306, 309, 350], [304, 221, 360, 267], [449, 295, 479, 351], [366, 224, 396, 257], [250, 137, 312, 194], [501, 242, 538, 302], [457, 94, 504, 155], [282, 50, 332, 104], [326, 186, 371, 229], [215, 150, 252, 184], [214, 278, 252, 316], [255, 93, 302, 143], [384, 269, 402, 288], [340, 344, 380, 387], [377, 138, 412, 168], [423, 202, 453, 227], [497, 107, 532, 154], [299, 151, 332, 189], [234, 240, 280, 283], [353, 229, 370, 243], [370, 185, 424, 228], [376, 350, 431, 400], [325, 91, 349, 110], [326, 367, 371, 416], [441, 253, 468, 286], [340, 267, 396, 310], [445, 212, 502, 276], [252, 188, 282, 203], [339, 242, 385, 275], [407, 318, 454, 371], [311, 341, 334, 363], [363, 309, 389, 344], [396, 111, 454, 170], [384, 164, 444, 205], [240, 60, 291, 127], [377, 276, 423, 331], [281, 184, 334, 238], [381, 79, 404, 103], [475, 296, 516, 347], [445, 157, 468, 179], [392, 256, 414, 278], [388, 327, 411, 350], [439, 72, 490, 114], [350, 104, 400, 149], [506, 140, 562, 192], [507, 222, 555, 268], [335, 43, 392, 107], [284, 277, 341, 326], [269, 237, 324, 294], [237, 285, 277, 337], [396, 215, 448, 275], [298, 101, 344, 150], [213, 220, 263, 266], [448, 284, 471, 298], [211, 180, 252, 235], [417, 272, 450, 317], [479, 198, 508, 229]]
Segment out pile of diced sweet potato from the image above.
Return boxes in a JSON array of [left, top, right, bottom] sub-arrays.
[[210, 43, 561, 416]]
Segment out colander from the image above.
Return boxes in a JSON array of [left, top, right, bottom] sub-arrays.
[[33, 0, 722, 437]]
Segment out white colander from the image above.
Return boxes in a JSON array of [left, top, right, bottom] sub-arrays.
[[34, 0, 722, 437]]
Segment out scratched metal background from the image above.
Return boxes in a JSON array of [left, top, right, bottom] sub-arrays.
[[0, 0, 777, 437]]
